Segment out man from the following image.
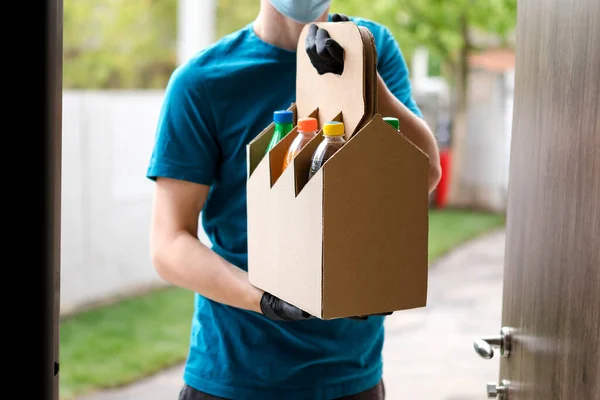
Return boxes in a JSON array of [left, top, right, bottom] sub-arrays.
[[147, 0, 442, 399]]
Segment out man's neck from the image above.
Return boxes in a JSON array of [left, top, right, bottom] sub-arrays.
[[253, 3, 329, 52]]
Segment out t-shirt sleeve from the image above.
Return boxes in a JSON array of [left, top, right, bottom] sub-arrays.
[[146, 63, 220, 186], [375, 26, 423, 119]]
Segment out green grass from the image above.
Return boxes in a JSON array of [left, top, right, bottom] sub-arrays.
[[59, 287, 195, 399], [59, 208, 505, 399], [427, 209, 506, 261]]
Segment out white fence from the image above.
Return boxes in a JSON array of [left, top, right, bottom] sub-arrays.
[[463, 69, 514, 211], [60, 90, 211, 315]]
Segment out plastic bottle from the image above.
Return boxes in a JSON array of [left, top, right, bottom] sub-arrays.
[[307, 121, 346, 181], [383, 117, 400, 130], [282, 117, 319, 172], [266, 110, 294, 154]]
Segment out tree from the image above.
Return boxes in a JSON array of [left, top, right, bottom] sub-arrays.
[[334, 0, 517, 206], [63, 0, 178, 89], [215, 0, 259, 39], [63, 0, 266, 89]]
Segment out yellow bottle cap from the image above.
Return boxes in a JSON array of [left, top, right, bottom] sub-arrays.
[[323, 121, 345, 136]]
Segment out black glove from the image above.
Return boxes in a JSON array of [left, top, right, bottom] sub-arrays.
[[260, 292, 315, 322], [260, 290, 392, 322], [331, 13, 350, 22], [305, 23, 345, 75], [347, 311, 394, 321]]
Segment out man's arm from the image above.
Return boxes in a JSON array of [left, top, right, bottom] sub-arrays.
[[376, 73, 442, 193], [147, 63, 314, 322], [323, 15, 441, 193], [150, 176, 264, 313]]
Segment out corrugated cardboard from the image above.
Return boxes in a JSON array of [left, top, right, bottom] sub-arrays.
[[246, 21, 430, 319]]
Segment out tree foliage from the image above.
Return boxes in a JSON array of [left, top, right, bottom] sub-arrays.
[[63, 0, 517, 90], [334, 0, 517, 80], [64, 0, 178, 89], [215, 0, 259, 39]]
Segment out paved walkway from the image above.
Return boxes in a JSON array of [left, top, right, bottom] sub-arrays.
[[77, 229, 506, 400]]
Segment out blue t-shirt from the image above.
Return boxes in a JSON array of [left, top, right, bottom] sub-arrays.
[[147, 16, 422, 400]]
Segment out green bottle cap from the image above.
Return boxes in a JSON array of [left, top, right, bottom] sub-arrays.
[[383, 117, 399, 130]]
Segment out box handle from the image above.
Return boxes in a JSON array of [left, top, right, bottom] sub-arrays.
[[296, 21, 377, 141]]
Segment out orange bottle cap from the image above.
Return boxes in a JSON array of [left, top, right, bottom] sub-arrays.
[[297, 117, 318, 132]]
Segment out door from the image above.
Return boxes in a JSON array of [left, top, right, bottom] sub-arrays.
[[473, 0, 600, 399]]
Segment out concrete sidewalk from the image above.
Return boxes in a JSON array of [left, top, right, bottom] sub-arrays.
[[77, 229, 506, 400]]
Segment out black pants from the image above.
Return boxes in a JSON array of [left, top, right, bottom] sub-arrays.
[[178, 380, 385, 400]]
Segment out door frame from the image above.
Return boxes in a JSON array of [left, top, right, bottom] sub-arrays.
[[46, 0, 63, 398]]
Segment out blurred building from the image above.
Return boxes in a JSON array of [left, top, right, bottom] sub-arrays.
[[410, 46, 515, 212], [410, 47, 452, 206], [177, 0, 216, 65], [463, 49, 515, 212]]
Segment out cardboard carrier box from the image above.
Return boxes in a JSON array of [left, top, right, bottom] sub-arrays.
[[246, 21, 430, 320]]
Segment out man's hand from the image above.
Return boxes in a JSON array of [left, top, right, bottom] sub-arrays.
[[331, 13, 350, 22], [302, 13, 352, 76], [260, 290, 393, 322], [305, 23, 345, 75], [260, 292, 315, 322], [347, 312, 393, 321]]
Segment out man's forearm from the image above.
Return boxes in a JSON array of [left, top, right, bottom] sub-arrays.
[[376, 74, 442, 193], [153, 231, 264, 313]]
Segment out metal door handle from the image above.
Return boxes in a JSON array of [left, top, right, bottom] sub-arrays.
[[474, 327, 513, 359], [487, 380, 510, 399]]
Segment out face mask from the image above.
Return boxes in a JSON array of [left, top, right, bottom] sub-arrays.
[[269, 0, 332, 24]]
